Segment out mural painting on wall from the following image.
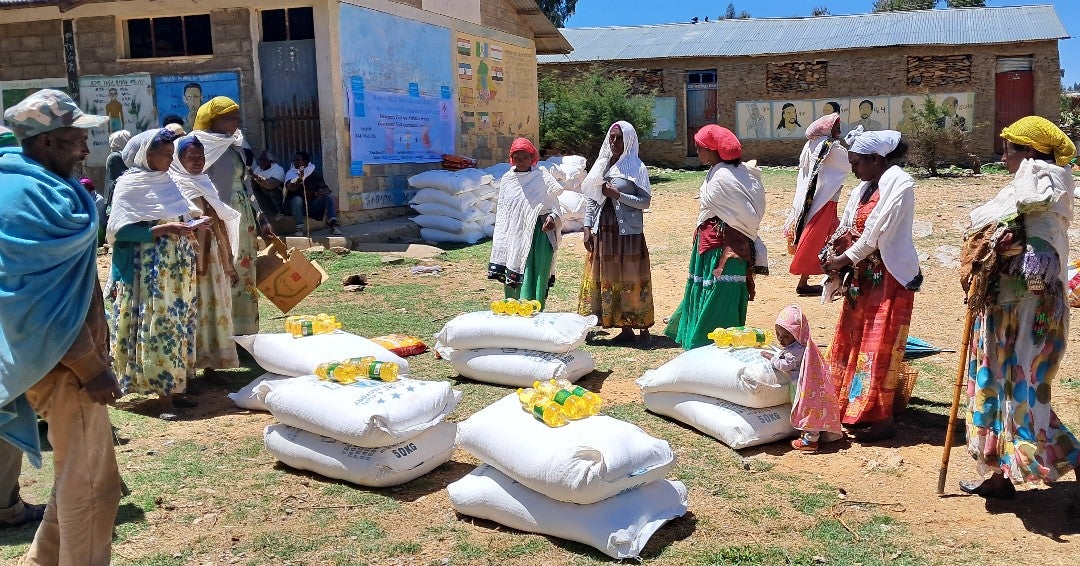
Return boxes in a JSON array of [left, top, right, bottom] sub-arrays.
[[649, 97, 677, 140], [79, 74, 155, 166], [455, 32, 537, 143], [0, 78, 69, 125], [339, 3, 455, 209], [153, 72, 241, 134], [736, 93, 974, 140]]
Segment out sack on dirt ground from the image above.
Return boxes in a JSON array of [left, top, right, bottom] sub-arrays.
[[434, 311, 596, 354], [636, 345, 790, 408], [407, 169, 493, 194], [558, 191, 586, 221], [448, 464, 689, 559], [409, 188, 478, 212], [234, 331, 409, 378], [642, 391, 794, 449], [420, 227, 485, 244], [255, 375, 459, 447], [442, 347, 594, 387], [456, 394, 676, 504], [411, 202, 483, 222], [264, 421, 456, 488], [227, 372, 295, 411], [410, 215, 480, 234]]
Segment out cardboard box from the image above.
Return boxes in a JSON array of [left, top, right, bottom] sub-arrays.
[[255, 237, 329, 313]]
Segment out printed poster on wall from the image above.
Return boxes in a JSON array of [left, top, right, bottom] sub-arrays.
[[153, 72, 241, 133], [78, 74, 155, 166], [649, 97, 677, 140], [736, 93, 974, 140], [347, 77, 455, 167], [0, 78, 69, 126], [455, 32, 537, 141]]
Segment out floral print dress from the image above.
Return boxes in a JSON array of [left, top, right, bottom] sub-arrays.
[[109, 222, 197, 396]]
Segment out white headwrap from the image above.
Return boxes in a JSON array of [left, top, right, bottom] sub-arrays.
[[107, 129, 201, 243], [846, 127, 901, 157], [284, 162, 316, 185], [169, 135, 241, 255], [190, 128, 245, 168], [109, 129, 132, 152], [581, 121, 651, 203]]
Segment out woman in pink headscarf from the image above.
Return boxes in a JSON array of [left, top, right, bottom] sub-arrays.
[[664, 125, 766, 349], [784, 113, 847, 295], [768, 304, 842, 452]]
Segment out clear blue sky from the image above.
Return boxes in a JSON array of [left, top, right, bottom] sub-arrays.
[[565, 1, 1079, 85]]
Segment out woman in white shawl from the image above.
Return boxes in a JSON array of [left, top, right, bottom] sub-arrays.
[[107, 128, 205, 420], [169, 135, 242, 374], [488, 138, 562, 307], [822, 129, 920, 442], [956, 116, 1080, 502], [784, 112, 847, 295], [577, 121, 654, 343], [664, 125, 766, 350]]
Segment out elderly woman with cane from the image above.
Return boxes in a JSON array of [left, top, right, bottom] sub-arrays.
[[947, 116, 1080, 503], [822, 128, 920, 442]]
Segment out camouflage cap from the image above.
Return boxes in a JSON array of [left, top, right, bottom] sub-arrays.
[[3, 89, 108, 140]]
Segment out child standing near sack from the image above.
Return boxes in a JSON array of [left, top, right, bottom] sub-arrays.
[[767, 304, 842, 452]]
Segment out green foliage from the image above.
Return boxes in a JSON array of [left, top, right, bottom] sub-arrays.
[[811, 6, 830, 16], [1061, 93, 1080, 128], [538, 68, 655, 158], [535, 0, 577, 27], [873, 0, 936, 11], [945, 0, 985, 6], [905, 94, 971, 176]]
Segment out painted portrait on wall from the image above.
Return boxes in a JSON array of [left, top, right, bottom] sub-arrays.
[[771, 100, 812, 139]]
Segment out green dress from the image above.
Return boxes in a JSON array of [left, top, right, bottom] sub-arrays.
[[664, 231, 749, 350], [504, 217, 555, 307], [226, 150, 260, 336], [109, 222, 197, 396]]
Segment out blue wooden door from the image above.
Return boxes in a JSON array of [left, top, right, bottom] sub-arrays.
[[259, 39, 322, 169]]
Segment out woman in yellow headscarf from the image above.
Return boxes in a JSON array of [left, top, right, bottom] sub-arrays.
[[958, 116, 1079, 504], [191, 97, 274, 355]]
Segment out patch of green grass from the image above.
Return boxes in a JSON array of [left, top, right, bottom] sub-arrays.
[[688, 544, 802, 565], [348, 518, 387, 541], [116, 552, 190, 566], [246, 530, 325, 561], [788, 484, 836, 515], [454, 539, 488, 560], [387, 540, 423, 555], [495, 536, 547, 559]]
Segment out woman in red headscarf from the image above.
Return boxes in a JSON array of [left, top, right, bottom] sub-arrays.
[[488, 138, 563, 306], [664, 125, 766, 349]]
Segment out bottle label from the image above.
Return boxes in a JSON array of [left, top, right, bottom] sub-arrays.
[[367, 361, 384, 380], [325, 362, 341, 379], [553, 390, 571, 405], [301, 320, 313, 336], [752, 328, 765, 343], [571, 386, 586, 397], [532, 405, 544, 419]]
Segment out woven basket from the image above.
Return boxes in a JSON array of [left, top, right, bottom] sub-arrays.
[[893, 361, 919, 414]]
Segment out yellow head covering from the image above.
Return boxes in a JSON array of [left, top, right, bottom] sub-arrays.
[[193, 96, 240, 132], [1000, 116, 1076, 167]]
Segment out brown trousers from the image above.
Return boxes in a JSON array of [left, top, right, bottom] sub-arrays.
[[19, 372, 121, 566], [0, 437, 26, 522]]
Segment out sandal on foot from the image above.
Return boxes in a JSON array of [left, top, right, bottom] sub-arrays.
[[958, 478, 1016, 499], [0, 503, 45, 528], [791, 438, 819, 452]]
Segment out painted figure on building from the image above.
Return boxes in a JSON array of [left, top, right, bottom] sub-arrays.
[[745, 103, 767, 139], [935, 96, 967, 131], [895, 97, 916, 136], [855, 99, 882, 131], [183, 83, 203, 133], [776, 102, 804, 138], [105, 88, 123, 133]]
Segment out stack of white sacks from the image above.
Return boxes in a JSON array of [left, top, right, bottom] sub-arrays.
[[433, 311, 597, 387], [229, 331, 461, 487], [408, 168, 496, 243], [450, 393, 688, 559], [637, 345, 796, 449], [538, 155, 589, 233]]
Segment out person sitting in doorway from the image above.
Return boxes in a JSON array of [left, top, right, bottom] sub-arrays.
[[251, 150, 286, 220], [284, 151, 341, 236]]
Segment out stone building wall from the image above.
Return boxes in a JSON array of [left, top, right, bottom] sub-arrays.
[[0, 19, 66, 81], [541, 41, 1061, 167]]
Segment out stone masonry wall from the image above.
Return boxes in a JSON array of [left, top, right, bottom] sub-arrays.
[[0, 19, 66, 81], [541, 41, 1061, 167], [766, 60, 827, 94], [907, 54, 972, 87]]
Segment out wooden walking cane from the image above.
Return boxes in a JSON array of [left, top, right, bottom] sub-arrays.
[[937, 289, 975, 495]]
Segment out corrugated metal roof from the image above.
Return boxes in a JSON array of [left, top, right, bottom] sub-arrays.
[[506, 0, 573, 54], [539, 5, 1068, 64]]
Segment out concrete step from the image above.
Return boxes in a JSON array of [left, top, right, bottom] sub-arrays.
[[264, 217, 428, 255]]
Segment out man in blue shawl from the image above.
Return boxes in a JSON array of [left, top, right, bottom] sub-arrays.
[[0, 89, 122, 565]]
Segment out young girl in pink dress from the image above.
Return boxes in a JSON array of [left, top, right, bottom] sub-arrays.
[[769, 304, 843, 452]]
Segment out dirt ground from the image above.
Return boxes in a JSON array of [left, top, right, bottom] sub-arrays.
[[14, 167, 1080, 565]]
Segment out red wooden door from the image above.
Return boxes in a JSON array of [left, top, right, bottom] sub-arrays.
[[686, 87, 717, 157], [994, 70, 1034, 154]]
